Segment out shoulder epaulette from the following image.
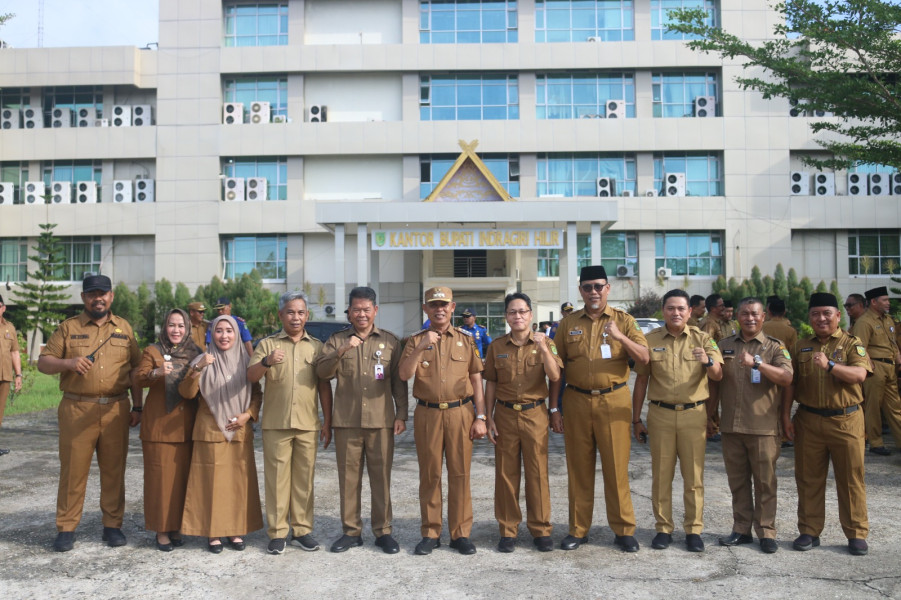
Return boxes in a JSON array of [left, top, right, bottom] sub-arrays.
[[234, 316, 246, 323], [457, 327, 474, 337]]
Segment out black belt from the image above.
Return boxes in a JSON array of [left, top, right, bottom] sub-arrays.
[[567, 382, 627, 396], [498, 399, 544, 412], [872, 357, 895, 365], [799, 404, 859, 417], [416, 397, 473, 410], [650, 400, 706, 411]]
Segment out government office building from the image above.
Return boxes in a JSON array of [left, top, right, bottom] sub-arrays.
[[1, 0, 899, 341]]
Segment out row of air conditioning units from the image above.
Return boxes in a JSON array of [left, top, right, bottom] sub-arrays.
[[610, 265, 673, 279], [222, 177, 267, 201], [790, 172, 901, 196], [1, 105, 152, 129], [597, 173, 687, 198], [222, 102, 325, 124], [0, 180, 155, 205], [788, 100, 831, 118]]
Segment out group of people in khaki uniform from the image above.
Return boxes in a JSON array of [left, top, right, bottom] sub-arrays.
[[0, 294, 24, 456]]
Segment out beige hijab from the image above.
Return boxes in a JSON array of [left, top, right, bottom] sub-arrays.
[[194, 315, 252, 442], [154, 308, 202, 413]]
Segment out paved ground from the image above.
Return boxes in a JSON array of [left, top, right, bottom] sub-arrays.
[[1, 391, 899, 600]]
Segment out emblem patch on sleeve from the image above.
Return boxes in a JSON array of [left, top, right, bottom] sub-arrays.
[[781, 346, 791, 360], [856, 345, 866, 357]]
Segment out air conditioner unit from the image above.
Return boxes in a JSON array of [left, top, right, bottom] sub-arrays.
[[51, 107, 72, 128], [868, 173, 890, 196], [1, 108, 19, 129], [789, 99, 805, 117], [615, 264, 634, 278], [132, 105, 152, 126], [22, 106, 43, 129], [272, 114, 288, 124], [891, 173, 901, 195], [645, 189, 658, 197], [76, 107, 97, 127], [245, 177, 267, 201], [813, 172, 835, 196], [621, 190, 634, 197], [657, 267, 672, 279], [847, 173, 867, 196], [811, 109, 832, 117], [596, 177, 615, 197], [694, 96, 716, 118], [75, 181, 97, 204], [224, 177, 245, 201], [0, 182, 14, 205], [94, 118, 109, 127], [587, 36, 601, 42], [664, 173, 686, 197], [111, 105, 132, 126], [605, 99, 625, 119], [113, 180, 133, 203], [222, 102, 243, 125], [324, 304, 336, 317], [307, 105, 327, 123], [135, 178, 155, 202], [50, 181, 71, 204], [24, 181, 45, 204], [249, 101, 270, 124], [790, 171, 810, 195]]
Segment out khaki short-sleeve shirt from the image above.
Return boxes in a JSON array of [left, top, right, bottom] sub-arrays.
[[483, 333, 563, 403], [791, 330, 871, 410], [400, 327, 482, 402], [251, 329, 322, 431], [634, 325, 723, 403], [761, 317, 798, 351], [0, 317, 20, 382], [851, 310, 898, 360]]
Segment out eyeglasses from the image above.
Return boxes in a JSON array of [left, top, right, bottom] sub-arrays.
[[506, 310, 532, 317], [580, 283, 608, 293], [843, 303, 858, 309]]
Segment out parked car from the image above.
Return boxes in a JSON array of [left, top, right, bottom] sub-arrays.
[[304, 320, 349, 342], [634, 318, 665, 335]]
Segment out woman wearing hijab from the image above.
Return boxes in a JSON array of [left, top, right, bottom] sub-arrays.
[[136, 308, 202, 552], [179, 315, 263, 553]]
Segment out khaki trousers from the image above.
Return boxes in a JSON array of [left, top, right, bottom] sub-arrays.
[[56, 396, 130, 531], [0, 380, 9, 427], [862, 361, 901, 449], [262, 428, 318, 539], [721, 432, 780, 539], [334, 427, 394, 536], [413, 403, 474, 539], [647, 402, 707, 535], [494, 402, 552, 538], [794, 408, 868, 539], [562, 386, 636, 537]]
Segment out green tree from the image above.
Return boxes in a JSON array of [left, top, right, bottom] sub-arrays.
[[750, 266, 765, 298], [670, 0, 901, 169], [194, 271, 280, 339], [174, 282, 193, 309], [830, 280, 847, 329], [152, 279, 176, 330], [15, 223, 70, 356], [774, 264, 789, 300]]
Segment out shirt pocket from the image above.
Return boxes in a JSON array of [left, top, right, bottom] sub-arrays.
[[494, 356, 514, 384], [798, 353, 815, 376], [66, 337, 92, 357]]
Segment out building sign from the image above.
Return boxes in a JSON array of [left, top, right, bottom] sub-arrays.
[[372, 228, 563, 251]]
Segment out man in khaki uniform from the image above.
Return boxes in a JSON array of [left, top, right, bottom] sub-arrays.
[[708, 297, 793, 554], [484, 292, 562, 553], [762, 296, 798, 350], [850, 286, 901, 456], [315, 287, 408, 555], [699, 294, 733, 341], [187, 301, 209, 351], [783, 292, 871, 556], [0, 295, 23, 455], [248, 291, 333, 555], [38, 275, 143, 552], [554, 265, 649, 553], [843, 294, 867, 329], [687, 295, 706, 328], [399, 286, 487, 556], [633, 289, 723, 553]]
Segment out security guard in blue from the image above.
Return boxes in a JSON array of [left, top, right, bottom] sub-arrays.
[[460, 308, 491, 358]]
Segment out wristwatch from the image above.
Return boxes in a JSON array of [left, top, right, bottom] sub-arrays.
[[752, 355, 762, 370], [827, 360, 836, 372], [703, 357, 714, 368], [475, 414, 487, 421], [549, 407, 559, 414]]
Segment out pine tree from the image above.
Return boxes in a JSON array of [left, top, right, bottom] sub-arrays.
[[774, 264, 789, 300], [15, 223, 70, 356]]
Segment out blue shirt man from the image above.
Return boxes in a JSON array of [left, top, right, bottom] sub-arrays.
[[206, 296, 254, 356], [548, 302, 575, 340], [460, 308, 491, 358]]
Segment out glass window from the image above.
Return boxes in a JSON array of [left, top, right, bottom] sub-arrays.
[[654, 231, 723, 276], [222, 235, 287, 280], [535, 0, 634, 43], [537, 153, 637, 196], [652, 153, 722, 196], [420, 154, 519, 198], [850, 163, 895, 174], [54, 237, 101, 282], [224, 3, 289, 47], [848, 230, 901, 275], [451, 301, 507, 339], [420, 74, 519, 120], [0, 238, 28, 283], [41, 161, 103, 202], [41, 86, 104, 125], [0, 162, 29, 205], [223, 77, 288, 119], [223, 157, 287, 201], [536, 72, 635, 119], [650, 0, 717, 41], [577, 232, 638, 273], [0, 87, 30, 113], [420, 1, 518, 44], [652, 72, 718, 118], [537, 248, 559, 277]]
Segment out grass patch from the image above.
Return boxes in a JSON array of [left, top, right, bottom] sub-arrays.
[[6, 369, 61, 416]]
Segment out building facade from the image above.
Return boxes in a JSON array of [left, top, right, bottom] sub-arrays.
[[1, 0, 899, 340]]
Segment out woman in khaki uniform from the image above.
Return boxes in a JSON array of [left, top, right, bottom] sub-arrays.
[[135, 309, 201, 551], [179, 315, 263, 552]]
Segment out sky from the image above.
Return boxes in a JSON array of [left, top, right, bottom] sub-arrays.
[[1, 0, 158, 48]]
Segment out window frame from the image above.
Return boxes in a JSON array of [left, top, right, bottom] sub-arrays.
[[0, 238, 28, 283], [536, 72, 636, 119], [419, 74, 519, 121], [223, 2, 289, 47], [53, 237, 102, 282], [654, 230, 723, 277], [536, 153, 637, 197], [221, 234, 288, 282], [652, 152, 723, 197], [650, 0, 717, 41], [651, 71, 719, 118], [420, 1, 519, 44], [223, 76, 289, 120], [222, 157, 288, 201], [535, 0, 635, 43], [848, 230, 901, 276]]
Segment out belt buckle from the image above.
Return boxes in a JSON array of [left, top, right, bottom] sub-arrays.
[[674, 404, 684, 411], [590, 389, 600, 396], [98, 397, 110, 405], [513, 403, 522, 411], [438, 402, 449, 410]]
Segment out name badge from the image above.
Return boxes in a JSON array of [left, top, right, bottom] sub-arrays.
[[750, 369, 761, 384], [569, 330, 583, 336], [600, 344, 612, 359], [496, 354, 509, 359], [374, 364, 385, 380], [723, 349, 735, 356]]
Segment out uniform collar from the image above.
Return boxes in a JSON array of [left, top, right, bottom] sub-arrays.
[[346, 325, 381, 338], [502, 331, 534, 346], [661, 325, 689, 339], [77, 311, 124, 328], [736, 330, 767, 345], [575, 304, 613, 320], [277, 328, 313, 342]]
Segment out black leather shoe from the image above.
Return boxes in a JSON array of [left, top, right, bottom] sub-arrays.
[[374, 534, 400, 554], [208, 539, 223, 554], [0, 448, 10, 456], [228, 537, 246, 551], [169, 532, 184, 547], [718, 531, 753, 546], [102, 527, 127, 547], [651, 532, 672, 550], [792, 534, 820, 551], [53, 531, 75, 552], [760, 538, 778, 554], [560, 534, 588, 551], [414, 537, 440, 555], [781, 441, 794, 448], [848, 538, 868, 556], [686, 534, 705, 552], [614, 535, 639, 553], [497, 537, 515, 553], [330, 534, 363, 553], [449, 537, 476, 555], [869, 446, 891, 456], [156, 534, 174, 552], [533, 536, 553, 552]]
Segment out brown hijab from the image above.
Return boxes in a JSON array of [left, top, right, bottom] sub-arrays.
[[194, 315, 252, 442], [154, 308, 202, 413]]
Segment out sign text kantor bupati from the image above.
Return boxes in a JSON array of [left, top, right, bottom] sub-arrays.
[[371, 229, 563, 251]]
